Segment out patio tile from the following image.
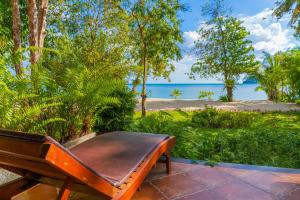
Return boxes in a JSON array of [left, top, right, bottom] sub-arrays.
[[211, 179, 274, 200], [11, 161, 300, 200], [216, 166, 251, 178], [185, 167, 237, 187], [70, 193, 108, 200], [151, 173, 206, 199], [145, 162, 204, 182], [276, 173, 300, 184], [132, 183, 166, 200], [284, 188, 300, 200], [12, 184, 59, 200], [238, 170, 300, 197], [176, 189, 226, 200]]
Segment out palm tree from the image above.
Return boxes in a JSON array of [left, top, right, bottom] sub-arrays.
[[253, 52, 286, 102], [273, 0, 300, 34], [170, 89, 182, 99]]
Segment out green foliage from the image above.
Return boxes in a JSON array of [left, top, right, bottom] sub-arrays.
[[170, 89, 182, 99], [250, 49, 300, 102], [40, 34, 131, 141], [0, 59, 64, 136], [128, 110, 300, 168], [190, 107, 255, 129], [251, 52, 287, 102], [280, 49, 300, 101], [198, 91, 214, 100], [94, 86, 136, 132], [219, 95, 229, 102], [129, 111, 175, 134], [0, 0, 137, 142]]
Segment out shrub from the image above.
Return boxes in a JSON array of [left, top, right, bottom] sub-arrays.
[[198, 91, 214, 100], [190, 107, 255, 129], [94, 86, 136, 132], [127, 110, 300, 168], [219, 95, 229, 102], [170, 89, 182, 99], [129, 111, 174, 133]]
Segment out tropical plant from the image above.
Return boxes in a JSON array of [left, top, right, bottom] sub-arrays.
[[0, 53, 64, 137], [252, 52, 287, 102], [191, 0, 258, 102], [128, 110, 300, 168], [280, 49, 300, 101], [170, 89, 182, 99], [273, 0, 300, 34], [198, 91, 214, 100], [94, 86, 137, 132], [219, 95, 229, 102], [191, 107, 255, 129]]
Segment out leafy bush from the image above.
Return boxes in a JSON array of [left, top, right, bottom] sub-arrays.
[[129, 111, 174, 133], [190, 107, 255, 129], [170, 89, 182, 99], [94, 86, 136, 132], [128, 110, 300, 168], [219, 95, 229, 102]]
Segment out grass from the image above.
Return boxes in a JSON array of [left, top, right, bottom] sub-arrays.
[[129, 109, 300, 168]]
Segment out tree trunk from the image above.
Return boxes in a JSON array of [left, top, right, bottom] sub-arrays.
[[226, 86, 233, 102], [141, 53, 147, 117], [27, 0, 38, 65], [37, 0, 48, 54], [81, 114, 92, 136], [26, 0, 48, 65], [11, 0, 23, 76]]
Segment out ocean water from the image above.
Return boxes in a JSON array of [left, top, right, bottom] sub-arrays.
[[129, 83, 267, 100]]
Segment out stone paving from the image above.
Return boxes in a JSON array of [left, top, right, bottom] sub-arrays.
[[70, 161, 300, 200]]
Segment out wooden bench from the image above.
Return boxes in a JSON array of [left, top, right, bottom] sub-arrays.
[[0, 129, 176, 200]]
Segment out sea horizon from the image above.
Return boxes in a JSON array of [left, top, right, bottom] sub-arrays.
[[128, 83, 267, 100], [128, 83, 257, 85]]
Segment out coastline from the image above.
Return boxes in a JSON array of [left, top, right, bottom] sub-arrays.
[[136, 98, 300, 112]]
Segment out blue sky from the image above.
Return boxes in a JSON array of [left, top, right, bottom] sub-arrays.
[[148, 0, 300, 84]]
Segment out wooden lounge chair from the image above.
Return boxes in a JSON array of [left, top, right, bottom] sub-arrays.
[[0, 129, 176, 200]]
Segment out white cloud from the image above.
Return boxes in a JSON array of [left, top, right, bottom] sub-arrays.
[[241, 8, 299, 57], [183, 31, 200, 47]]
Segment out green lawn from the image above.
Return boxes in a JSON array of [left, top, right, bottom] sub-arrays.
[[129, 110, 300, 168]]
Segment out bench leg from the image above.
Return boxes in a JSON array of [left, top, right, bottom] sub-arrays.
[[164, 152, 171, 174], [57, 178, 73, 200]]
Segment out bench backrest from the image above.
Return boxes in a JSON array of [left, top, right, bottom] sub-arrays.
[[0, 129, 114, 197]]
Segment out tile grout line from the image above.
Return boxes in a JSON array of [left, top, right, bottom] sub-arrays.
[[224, 171, 277, 197], [146, 165, 206, 182], [149, 181, 171, 200], [184, 167, 276, 199]]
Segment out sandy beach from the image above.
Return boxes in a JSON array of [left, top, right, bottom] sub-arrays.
[[136, 99, 300, 112]]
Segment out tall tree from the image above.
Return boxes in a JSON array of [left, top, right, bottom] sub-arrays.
[[273, 0, 300, 34], [191, 0, 257, 102], [127, 0, 183, 117], [27, 0, 48, 65]]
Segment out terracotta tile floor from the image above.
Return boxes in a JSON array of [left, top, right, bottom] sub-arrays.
[[13, 161, 300, 200]]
